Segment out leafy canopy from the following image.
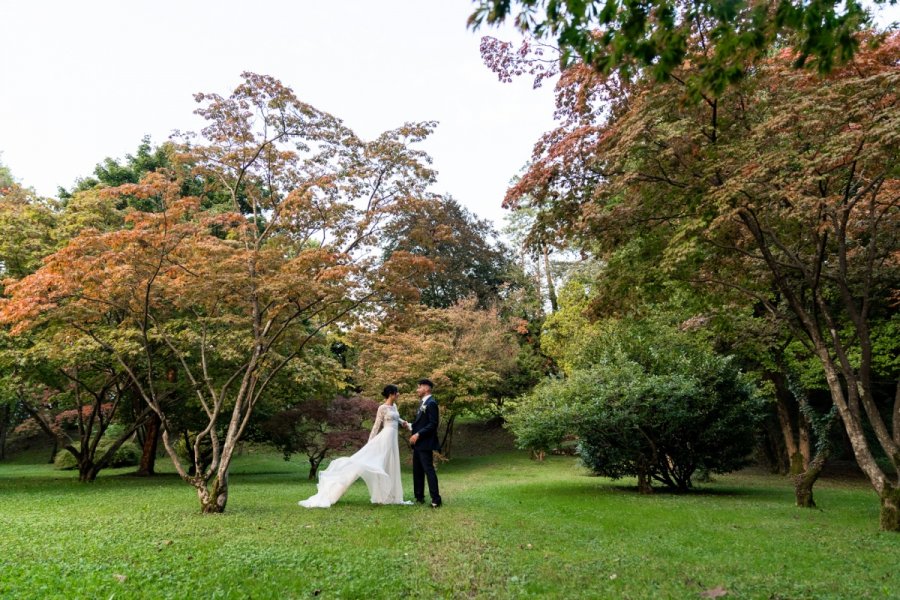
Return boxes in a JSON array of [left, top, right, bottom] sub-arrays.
[[470, 0, 890, 95]]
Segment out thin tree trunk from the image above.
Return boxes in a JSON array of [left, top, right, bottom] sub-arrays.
[[542, 244, 558, 312], [48, 438, 58, 463], [439, 414, 456, 459], [892, 380, 899, 447], [797, 412, 812, 470], [533, 249, 544, 316], [308, 448, 326, 480], [19, 398, 62, 463], [0, 403, 10, 460]]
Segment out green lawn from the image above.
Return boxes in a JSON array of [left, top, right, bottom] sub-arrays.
[[0, 447, 897, 599]]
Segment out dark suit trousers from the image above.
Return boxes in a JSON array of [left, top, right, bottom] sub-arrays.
[[413, 447, 441, 505]]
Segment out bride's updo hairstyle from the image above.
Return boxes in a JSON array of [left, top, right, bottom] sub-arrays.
[[382, 384, 399, 399]]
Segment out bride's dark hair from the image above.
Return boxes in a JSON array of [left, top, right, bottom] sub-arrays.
[[381, 384, 399, 398]]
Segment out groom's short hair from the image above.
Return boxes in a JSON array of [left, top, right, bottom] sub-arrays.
[[417, 378, 434, 390]]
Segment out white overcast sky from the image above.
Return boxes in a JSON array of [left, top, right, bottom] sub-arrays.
[[0, 0, 558, 229], [3, 2, 897, 231]]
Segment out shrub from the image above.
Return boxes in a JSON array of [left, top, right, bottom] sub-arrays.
[[53, 425, 141, 471], [55, 403, 114, 429], [508, 321, 764, 491], [263, 395, 378, 479]]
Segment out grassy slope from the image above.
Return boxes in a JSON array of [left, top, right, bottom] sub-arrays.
[[0, 430, 897, 599]]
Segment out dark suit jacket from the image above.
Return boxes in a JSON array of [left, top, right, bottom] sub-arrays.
[[411, 396, 440, 452]]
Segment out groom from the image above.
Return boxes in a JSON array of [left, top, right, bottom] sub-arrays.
[[409, 378, 442, 508]]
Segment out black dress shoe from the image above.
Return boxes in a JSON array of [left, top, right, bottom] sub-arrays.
[[430, 502, 442, 508]]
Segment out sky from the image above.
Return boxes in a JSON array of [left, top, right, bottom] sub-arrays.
[[3, 2, 897, 232], [0, 0, 559, 230]]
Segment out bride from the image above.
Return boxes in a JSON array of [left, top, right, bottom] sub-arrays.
[[299, 385, 411, 508]]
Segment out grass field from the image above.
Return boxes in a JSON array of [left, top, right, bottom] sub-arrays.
[[1, 437, 898, 599]]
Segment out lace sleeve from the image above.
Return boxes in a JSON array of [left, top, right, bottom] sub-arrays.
[[369, 405, 386, 440]]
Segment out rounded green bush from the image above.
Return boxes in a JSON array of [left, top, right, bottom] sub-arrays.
[[53, 440, 142, 470]]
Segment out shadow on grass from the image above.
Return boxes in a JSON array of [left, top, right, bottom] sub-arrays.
[[480, 475, 790, 506], [606, 482, 785, 498]]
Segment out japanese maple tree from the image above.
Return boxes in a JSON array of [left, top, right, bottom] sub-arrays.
[[492, 31, 899, 529], [0, 73, 433, 512]]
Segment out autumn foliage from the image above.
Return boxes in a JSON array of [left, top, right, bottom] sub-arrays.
[[488, 29, 900, 528], [0, 73, 437, 512]]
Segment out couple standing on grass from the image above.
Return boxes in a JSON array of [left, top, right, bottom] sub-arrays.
[[298, 379, 442, 509]]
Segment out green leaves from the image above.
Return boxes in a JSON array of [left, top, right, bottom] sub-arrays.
[[471, 0, 883, 95], [510, 318, 763, 490]]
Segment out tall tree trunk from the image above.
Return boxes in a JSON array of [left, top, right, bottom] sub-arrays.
[[818, 355, 898, 530], [542, 244, 558, 312], [769, 369, 801, 473], [533, 249, 544, 316], [135, 412, 161, 476]]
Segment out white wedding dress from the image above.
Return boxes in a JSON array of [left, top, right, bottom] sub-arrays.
[[299, 403, 407, 508]]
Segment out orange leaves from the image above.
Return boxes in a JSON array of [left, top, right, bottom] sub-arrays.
[[0, 189, 209, 337], [513, 317, 531, 335], [354, 298, 520, 412]]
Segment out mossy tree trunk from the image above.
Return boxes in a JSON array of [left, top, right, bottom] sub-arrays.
[[793, 450, 828, 508], [880, 487, 900, 532], [197, 474, 229, 514]]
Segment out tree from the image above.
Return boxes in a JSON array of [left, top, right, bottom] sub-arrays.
[[6, 330, 152, 481], [470, 0, 889, 95], [502, 204, 575, 315], [0, 157, 14, 189], [509, 319, 763, 492], [59, 136, 171, 201], [0, 169, 59, 460], [0, 181, 56, 281], [52, 138, 220, 477], [380, 196, 515, 309], [355, 297, 522, 456], [264, 395, 378, 479], [0, 73, 434, 513], [499, 31, 900, 528]]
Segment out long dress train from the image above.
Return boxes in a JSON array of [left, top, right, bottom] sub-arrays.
[[298, 403, 406, 508]]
